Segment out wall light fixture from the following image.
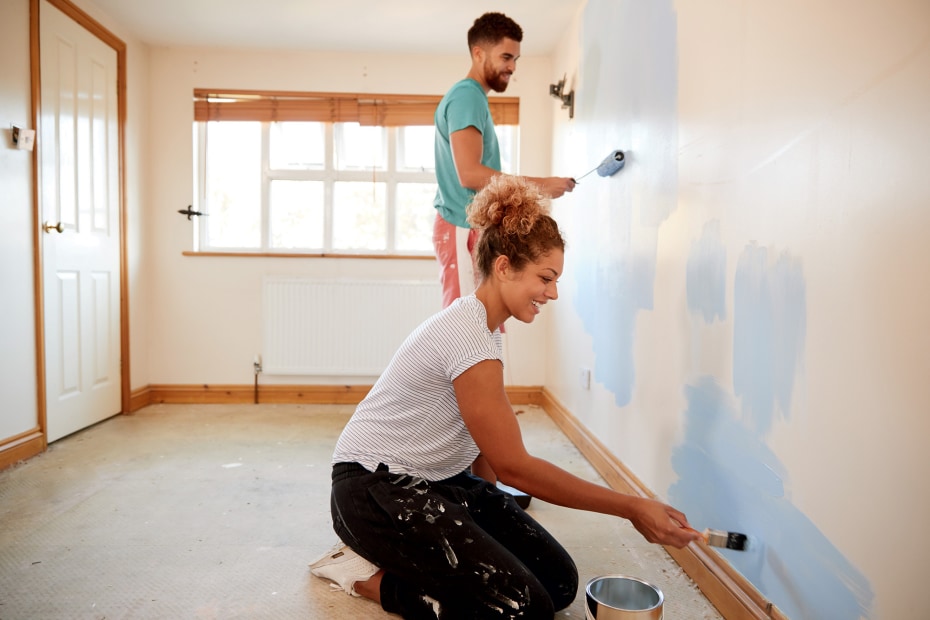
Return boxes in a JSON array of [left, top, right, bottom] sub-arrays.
[[548, 76, 574, 119]]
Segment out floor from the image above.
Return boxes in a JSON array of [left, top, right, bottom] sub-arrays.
[[0, 403, 723, 619]]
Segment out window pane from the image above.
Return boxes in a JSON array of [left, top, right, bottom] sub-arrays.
[[398, 125, 434, 171], [270, 121, 324, 169], [495, 125, 517, 174], [335, 123, 385, 170], [270, 180, 324, 249], [396, 183, 437, 252], [333, 181, 386, 250], [205, 122, 261, 248]]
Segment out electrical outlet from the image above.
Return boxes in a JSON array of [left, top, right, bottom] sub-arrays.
[[580, 367, 591, 390]]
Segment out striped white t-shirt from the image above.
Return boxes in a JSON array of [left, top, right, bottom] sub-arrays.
[[332, 295, 503, 480]]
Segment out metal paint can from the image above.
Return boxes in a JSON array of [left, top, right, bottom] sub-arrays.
[[585, 575, 664, 620]]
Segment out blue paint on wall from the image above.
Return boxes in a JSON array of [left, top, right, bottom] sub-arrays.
[[733, 244, 807, 434], [674, 247, 871, 617], [670, 378, 873, 619], [573, 236, 654, 406], [570, 0, 678, 406], [687, 220, 727, 322]]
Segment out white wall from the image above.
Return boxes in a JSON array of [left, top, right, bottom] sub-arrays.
[[549, 1, 930, 618], [0, 0, 39, 440], [145, 46, 556, 386]]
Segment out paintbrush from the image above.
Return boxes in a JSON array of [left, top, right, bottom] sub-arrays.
[[689, 528, 750, 551]]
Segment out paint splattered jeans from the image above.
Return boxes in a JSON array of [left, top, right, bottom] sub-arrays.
[[330, 462, 578, 619]]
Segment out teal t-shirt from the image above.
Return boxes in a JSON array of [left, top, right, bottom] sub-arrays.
[[433, 78, 501, 229]]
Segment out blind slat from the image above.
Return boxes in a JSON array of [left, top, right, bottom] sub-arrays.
[[358, 101, 440, 126], [193, 89, 519, 126], [194, 99, 360, 122]]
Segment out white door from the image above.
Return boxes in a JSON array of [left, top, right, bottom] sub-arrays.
[[39, 0, 122, 442]]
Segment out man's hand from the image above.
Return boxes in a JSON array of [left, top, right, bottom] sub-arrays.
[[538, 176, 576, 198]]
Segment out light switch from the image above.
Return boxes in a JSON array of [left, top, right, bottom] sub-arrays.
[[12, 126, 35, 151]]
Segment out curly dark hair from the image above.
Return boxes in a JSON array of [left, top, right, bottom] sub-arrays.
[[467, 175, 565, 279], [467, 12, 523, 51]]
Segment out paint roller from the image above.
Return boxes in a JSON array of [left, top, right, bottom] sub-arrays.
[[573, 149, 625, 183]]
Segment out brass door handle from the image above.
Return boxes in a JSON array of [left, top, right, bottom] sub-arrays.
[[43, 221, 64, 234]]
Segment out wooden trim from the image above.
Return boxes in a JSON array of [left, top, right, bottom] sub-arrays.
[[129, 385, 153, 412], [114, 22, 130, 415], [505, 386, 545, 406], [663, 544, 788, 620], [0, 428, 46, 471], [45, 0, 124, 50], [538, 388, 787, 620], [133, 384, 542, 409], [144, 384, 373, 405], [30, 0, 47, 443]]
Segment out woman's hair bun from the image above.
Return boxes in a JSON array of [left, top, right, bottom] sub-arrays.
[[466, 175, 550, 237]]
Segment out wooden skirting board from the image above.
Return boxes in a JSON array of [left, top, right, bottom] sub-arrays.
[[132, 384, 372, 408], [129, 383, 546, 411], [0, 428, 46, 471], [12, 382, 783, 619]]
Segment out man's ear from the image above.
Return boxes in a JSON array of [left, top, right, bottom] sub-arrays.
[[471, 44, 486, 63]]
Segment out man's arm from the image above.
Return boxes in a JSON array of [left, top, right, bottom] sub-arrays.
[[450, 127, 499, 191], [450, 127, 576, 198]]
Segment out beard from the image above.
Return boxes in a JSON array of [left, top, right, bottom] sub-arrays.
[[485, 63, 511, 93]]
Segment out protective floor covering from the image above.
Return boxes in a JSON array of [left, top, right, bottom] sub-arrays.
[[0, 404, 723, 619]]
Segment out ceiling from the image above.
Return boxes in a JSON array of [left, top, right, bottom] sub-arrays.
[[85, 0, 583, 56]]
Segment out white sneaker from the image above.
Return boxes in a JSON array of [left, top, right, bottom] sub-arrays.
[[309, 541, 380, 597]]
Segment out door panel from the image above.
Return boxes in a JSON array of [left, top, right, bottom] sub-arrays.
[[40, 0, 121, 442]]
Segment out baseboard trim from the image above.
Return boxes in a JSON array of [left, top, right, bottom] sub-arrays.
[[130, 383, 546, 412], [0, 428, 46, 471], [133, 384, 373, 409], [539, 388, 786, 620]]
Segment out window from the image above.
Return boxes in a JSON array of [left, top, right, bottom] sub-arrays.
[[192, 90, 519, 255]]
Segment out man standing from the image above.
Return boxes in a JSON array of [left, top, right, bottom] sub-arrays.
[[433, 12, 575, 503], [433, 11, 575, 308]]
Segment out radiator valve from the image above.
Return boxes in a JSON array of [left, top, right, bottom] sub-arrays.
[[253, 355, 262, 375]]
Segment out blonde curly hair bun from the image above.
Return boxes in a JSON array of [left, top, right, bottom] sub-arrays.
[[466, 175, 550, 234], [466, 175, 564, 279]]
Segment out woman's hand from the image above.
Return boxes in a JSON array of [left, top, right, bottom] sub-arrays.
[[627, 497, 702, 549]]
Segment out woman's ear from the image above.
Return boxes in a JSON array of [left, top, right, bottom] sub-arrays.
[[493, 255, 511, 280]]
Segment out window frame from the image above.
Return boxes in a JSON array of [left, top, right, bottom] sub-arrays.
[[191, 90, 520, 258]]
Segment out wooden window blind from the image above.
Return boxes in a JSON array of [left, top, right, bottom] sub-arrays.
[[193, 89, 520, 126]]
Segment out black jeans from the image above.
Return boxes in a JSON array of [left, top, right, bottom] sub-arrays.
[[330, 462, 578, 619]]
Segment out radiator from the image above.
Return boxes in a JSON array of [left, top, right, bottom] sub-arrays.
[[262, 277, 442, 376]]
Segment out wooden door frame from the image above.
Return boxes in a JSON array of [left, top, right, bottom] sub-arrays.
[[30, 0, 130, 439]]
